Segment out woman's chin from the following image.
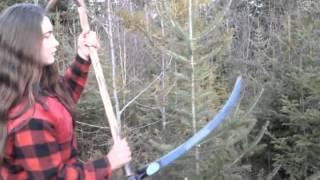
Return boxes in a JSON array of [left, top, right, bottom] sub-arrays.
[[42, 58, 55, 66]]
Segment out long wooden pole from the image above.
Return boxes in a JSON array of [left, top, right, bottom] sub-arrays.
[[75, 1, 135, 177], [75, 1, 120, 142]]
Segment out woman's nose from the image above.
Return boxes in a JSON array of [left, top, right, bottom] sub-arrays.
[[54, 36, 59, 47]]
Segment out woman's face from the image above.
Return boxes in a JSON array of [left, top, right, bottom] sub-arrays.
[[40, 16, 59, 65]]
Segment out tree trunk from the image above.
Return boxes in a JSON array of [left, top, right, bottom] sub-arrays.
[[188, 0, 200, 176], [106, 0, 121, 126], [160, 14, 167, 130]]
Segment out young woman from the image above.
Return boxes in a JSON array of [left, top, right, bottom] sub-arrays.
[[0, 3, 131, 179]]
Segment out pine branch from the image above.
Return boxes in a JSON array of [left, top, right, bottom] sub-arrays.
[[241, 88, 265, 121], [134, 24, 190, 63], [306, 171, 320, 180], [194, 0, 233, 41], [266, 165, 281, 180], [120, 72, 163, 114], [157, 0, 188, 41], [76, 121, 109, 129], [159, 46, 189, 62], [227, 121, 269, 168], [198, 45, 223, 62]]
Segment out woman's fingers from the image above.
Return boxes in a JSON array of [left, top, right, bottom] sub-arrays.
[[84, 31, 100, 48], [107, 138, 132, 170]]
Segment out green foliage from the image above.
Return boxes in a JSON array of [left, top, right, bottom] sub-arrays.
[[252, 2, 320, 179], [117, 1, 262, 179], [270, 70, 320, 179]]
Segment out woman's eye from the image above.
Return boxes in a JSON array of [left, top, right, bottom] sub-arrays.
[[43, 32, 53, 39]]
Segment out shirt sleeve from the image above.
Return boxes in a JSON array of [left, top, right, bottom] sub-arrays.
[[10, 118, 112, 180], [63, 54, 91, 103]]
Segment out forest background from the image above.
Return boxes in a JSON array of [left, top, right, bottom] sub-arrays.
[[1, 0, 320, 179]]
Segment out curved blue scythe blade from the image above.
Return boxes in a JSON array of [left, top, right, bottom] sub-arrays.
[[129, 76, 242, 180]]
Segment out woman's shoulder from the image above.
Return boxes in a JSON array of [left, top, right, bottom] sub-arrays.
[[7, 97, 72, 134]]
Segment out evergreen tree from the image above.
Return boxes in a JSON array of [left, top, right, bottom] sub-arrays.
[[119, 0, 263, 179], [250, 0, 320, 179]]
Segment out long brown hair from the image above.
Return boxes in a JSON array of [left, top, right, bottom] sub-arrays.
[[0, 3, 76, 162]]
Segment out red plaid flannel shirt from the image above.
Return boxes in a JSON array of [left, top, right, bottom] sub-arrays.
[[1, 55, 112, 180]]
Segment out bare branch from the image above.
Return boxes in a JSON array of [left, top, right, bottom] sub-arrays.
[[120, 72, 163, 114]]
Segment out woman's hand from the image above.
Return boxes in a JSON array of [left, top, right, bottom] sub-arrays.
[[107, 138, 132, 171], [77, 31, 100, 61]]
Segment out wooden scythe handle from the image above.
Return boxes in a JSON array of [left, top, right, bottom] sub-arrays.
[[75, 0, 120, 143]]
